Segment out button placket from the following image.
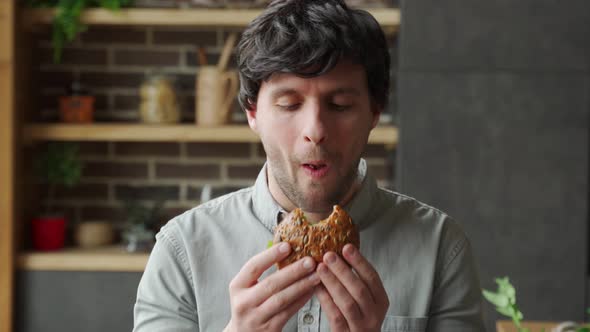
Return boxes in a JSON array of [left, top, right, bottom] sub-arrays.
[[297, 296, 320, 331]]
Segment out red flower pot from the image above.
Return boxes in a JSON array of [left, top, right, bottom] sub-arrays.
[[59, 95, 95, 123], [32, 216, 66, 251]]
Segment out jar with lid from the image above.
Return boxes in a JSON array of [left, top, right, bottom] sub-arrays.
[[139, 74, 180, 124]]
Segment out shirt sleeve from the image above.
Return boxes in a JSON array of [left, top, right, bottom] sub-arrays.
[[426, 220, 486, 331], [133, 222, 199, 332]]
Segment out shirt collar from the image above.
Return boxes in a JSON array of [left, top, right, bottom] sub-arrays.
[[251, 159, 378, 233], [343, 159, 379, 231], [252, 163, 286, 234]]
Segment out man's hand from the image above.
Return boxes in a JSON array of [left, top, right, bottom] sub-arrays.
[[315, 244, 389, 332], [224, 242, 321, 332]]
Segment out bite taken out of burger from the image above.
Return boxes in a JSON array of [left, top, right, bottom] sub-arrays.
[[273, 205, 359, 269]]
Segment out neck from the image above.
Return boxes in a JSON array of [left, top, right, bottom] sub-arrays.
[[302, 180, 361, 222]]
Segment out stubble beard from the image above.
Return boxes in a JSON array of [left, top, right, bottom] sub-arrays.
[[268, 150, 360, 213]]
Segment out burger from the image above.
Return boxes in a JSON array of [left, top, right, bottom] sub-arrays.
[[273, 205, 360, 269]]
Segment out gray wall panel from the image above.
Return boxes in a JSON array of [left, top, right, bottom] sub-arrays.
[[398, 0, 590, 327], [399, 72, 588, 325], [16, 271, 142, 332], [400, 0, 590, 71]]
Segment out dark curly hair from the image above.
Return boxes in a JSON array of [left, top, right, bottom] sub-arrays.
[[237, 0, 390, 111]]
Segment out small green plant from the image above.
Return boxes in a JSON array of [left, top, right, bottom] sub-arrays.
[[35, 142, 83, 215], [121, 197, 166, 252], [483, 276, 590, 332], [122, 197, 166, 232], [483, 277, 527, 331], [27, 0, 133, 63]]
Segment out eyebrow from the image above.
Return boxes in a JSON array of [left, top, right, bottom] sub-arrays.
[[269, 87, 361, 100], [330, 88, 361, 97], [270, 88, 298, 101]]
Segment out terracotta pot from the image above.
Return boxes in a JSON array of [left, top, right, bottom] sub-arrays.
[[59, 96, 95, 123], [74, 221, 114, 248], [31, 216, 66, 251]]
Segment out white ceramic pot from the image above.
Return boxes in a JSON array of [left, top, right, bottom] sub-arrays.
[[74, 221, 115, 248]]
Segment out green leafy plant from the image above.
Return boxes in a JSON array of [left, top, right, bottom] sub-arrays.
[[483, 277, 527, 331], [27, 0, 133, 63], [483, 276, 590, 332], [122, 197, 166, 232], [35, 142, 83, 215], [121, 197, 166, 252]]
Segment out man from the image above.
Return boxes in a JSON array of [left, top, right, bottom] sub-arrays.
[[133, 0, 486, 331]]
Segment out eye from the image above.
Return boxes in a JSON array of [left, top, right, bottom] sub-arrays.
[[330, 103, 352, 111], [276, 103, 301, 111]]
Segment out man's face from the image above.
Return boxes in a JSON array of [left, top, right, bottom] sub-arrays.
[[246, 60, 380, 213]]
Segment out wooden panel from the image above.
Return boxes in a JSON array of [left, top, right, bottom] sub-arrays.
[[0, 2, 10, 62], [0, 1, 14, 331], [0, 64, 14, 332], [23, 124, 398, 145], [496, 320, 575, 332], [22, 8, 401, 28], [0, 1, 14, 330], [18, 246, 149, 272]]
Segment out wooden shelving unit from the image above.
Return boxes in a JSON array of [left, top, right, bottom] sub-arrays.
[[15, 4, 400, 276], [24, 123, 399, 146], [18, 246, 149, 272], [3, 6, 402, 328], [22, 7, 400, 29], [17, 122, 397, 273]]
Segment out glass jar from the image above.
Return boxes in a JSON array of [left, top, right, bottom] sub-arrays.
[[139, 74, 180, 124]]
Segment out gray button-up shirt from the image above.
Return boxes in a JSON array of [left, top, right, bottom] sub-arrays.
[[133, 160, 486, 331]]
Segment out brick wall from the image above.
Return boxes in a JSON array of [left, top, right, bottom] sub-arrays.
[[42, 141, 395, 231], [30, 13, 398, 240]]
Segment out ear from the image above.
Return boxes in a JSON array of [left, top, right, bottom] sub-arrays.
[[370, 103, 382, 129], [245, 102, 258, 133]]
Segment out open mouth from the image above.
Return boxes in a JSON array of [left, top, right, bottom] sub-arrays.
[[302, 162, 329, 178], [303, 163, 327, 170]]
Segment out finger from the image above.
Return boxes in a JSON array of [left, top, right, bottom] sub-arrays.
[[270, 288, 315, 328], [250, 256, 317, 307], [323, 251, 375, 311], [317, 261, 362, 322], [342, 244, 389, 307], [258, 268, 321, 322], [230, 242, 291, 290], [315, 285, 348, 331]]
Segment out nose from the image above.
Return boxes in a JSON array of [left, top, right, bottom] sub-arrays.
[[302, 102, 327, 145]]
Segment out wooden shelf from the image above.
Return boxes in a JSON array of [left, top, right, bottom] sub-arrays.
[[18, 246, 149, 272], [22, 8, 400, 29], [24, 123, 399, 146], [25, 124, 259, 142]]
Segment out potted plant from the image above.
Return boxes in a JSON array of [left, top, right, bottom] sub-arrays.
[[59, 80, 96, 123], [26, 0, 133, 63], [121, 198, 166, 252], [32, 142, 83, 251], [483, 277, 590, 332]]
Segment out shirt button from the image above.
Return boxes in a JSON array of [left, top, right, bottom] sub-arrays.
[[303, 312, 314, 324]]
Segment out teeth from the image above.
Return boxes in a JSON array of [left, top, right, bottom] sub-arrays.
[[305, 163, 326, 170]]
